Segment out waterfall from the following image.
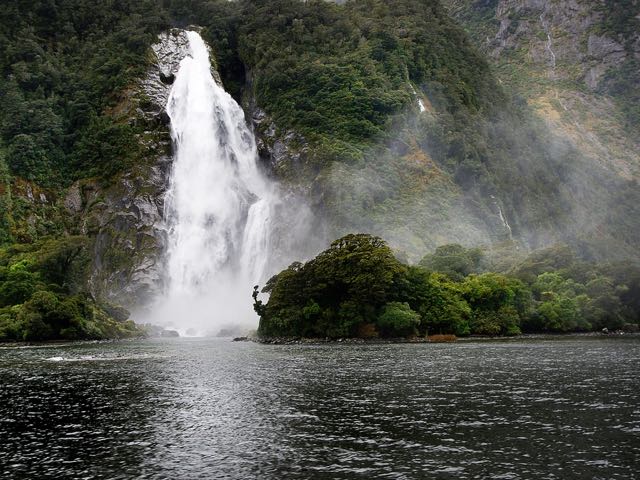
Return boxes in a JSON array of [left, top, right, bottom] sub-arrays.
[[155, 31, 283, 336], [410, 84, 426, 113], [539, 12, 556, 75], [490, 195, 513, 240]]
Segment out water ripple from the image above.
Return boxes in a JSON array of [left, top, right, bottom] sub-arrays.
[[0, 337, 638, 479]]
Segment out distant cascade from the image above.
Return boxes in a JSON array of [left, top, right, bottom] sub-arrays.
[[539, 12, 557, 74], [154, 31, 285, 335], [410, 84, 426, 113], [490, 195, 513, 239]]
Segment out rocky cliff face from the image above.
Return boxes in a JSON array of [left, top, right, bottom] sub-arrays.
[[70, 29, 216, 309], [69, 6, 640, 306], [445, 0, 640, 180], [485, 0, 637, 92], [432, 0, 640, 261]]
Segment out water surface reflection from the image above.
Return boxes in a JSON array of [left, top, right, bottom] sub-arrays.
[[0, 337, 638, 479]]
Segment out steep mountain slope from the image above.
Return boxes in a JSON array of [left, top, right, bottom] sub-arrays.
[[0, 0, 638, 323], [235, 0, 513, 256], [233, 0, 640, 261], [445, 0, 639, 172]]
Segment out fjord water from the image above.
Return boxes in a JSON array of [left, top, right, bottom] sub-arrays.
[[157, 31, 280, 334], [1, 338, 638, 479]]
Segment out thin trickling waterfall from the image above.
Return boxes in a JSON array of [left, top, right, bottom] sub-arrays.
[[410, 84, 426, 112], [155, 31, 283, 335], [490, 195, 513, 240], [539, 12, 556, 74]]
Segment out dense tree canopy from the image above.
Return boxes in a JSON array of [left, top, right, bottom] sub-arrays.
[[419, 244, 485, 281], [1, 0, 638, 341], [0, 0, 172, 187], [230, 0, 510, 179], [0, 237, 141, 341], [256, 236, 640, 339]]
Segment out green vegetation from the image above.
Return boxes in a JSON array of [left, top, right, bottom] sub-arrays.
[[175, 0, 515, 201], [255, 234, 640, 339], [237, 0, 500, 147], [1, 0, 638, 341], [419, 244, 485, 281], [0, 0, 177, 245], [596, 0, 640, 129], [228, 1, 638, 260], [0, 237, 142, 341], [0, 0, 170, 188]]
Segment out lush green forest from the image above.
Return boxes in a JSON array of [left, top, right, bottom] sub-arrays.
[[255, 234, 640, 338], [237, 0, 501, 150], [2, 0, 637, 251], [0, 236, 141, 340], [0, 0, 172, 188], [0, 0, 517, 340], [1, 0, 638, 340]]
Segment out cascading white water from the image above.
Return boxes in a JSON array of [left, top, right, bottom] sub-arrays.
[[156, 31, 280, 335]]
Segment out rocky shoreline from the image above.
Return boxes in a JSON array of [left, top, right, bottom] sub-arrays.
[[235, 336, 433, 345], [235, 331, 639, 345], [2, 331, 636, 348]]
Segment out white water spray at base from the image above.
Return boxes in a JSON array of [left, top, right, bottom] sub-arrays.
[[153, 31, 280, 336]]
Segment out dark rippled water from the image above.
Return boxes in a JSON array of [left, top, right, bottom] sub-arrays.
[[0, 337, 638, 479]]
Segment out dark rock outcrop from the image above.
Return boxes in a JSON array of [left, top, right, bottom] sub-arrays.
[[82, 28, 224, 309]]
